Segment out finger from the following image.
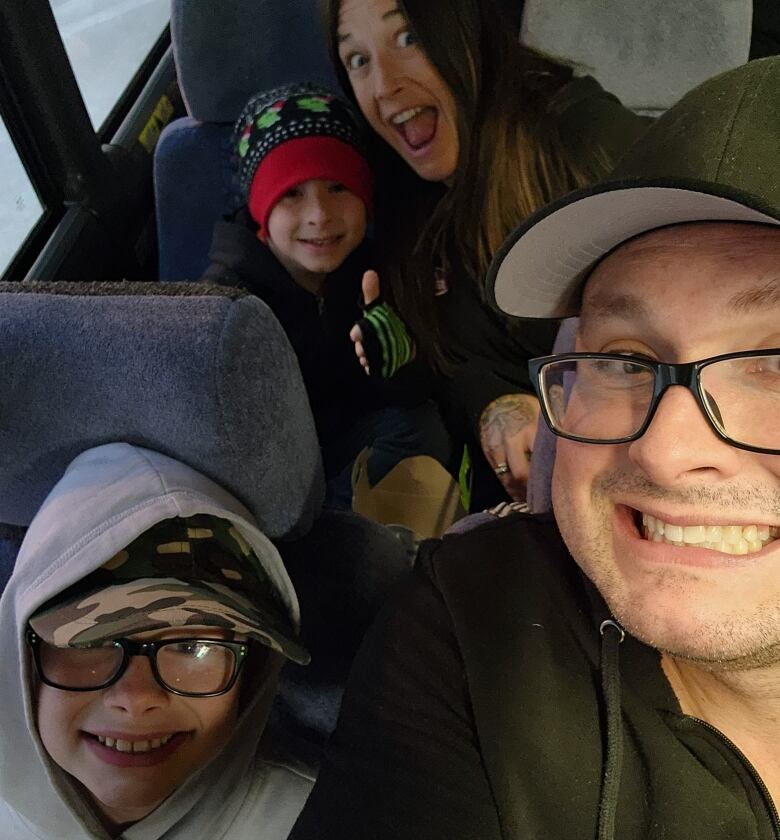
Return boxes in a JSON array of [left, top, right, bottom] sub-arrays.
[[361, 270, 381, 306], [485, 447, 515, 492], [502, 437, 535, 502], [492, 459, 526, 503], [350, 324, 363, 343]]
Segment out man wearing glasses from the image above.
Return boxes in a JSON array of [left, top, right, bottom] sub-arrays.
[[1, 444, 313, 839], [290, 58, 780, 840]]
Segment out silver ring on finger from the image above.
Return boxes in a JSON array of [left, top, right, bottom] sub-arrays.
[[494, 462, 509, 477]]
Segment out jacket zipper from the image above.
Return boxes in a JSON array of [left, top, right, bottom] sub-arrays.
[[688, 715, 780, 836]]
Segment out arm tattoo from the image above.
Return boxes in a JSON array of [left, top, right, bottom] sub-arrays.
[[479, 394, 536, 451]]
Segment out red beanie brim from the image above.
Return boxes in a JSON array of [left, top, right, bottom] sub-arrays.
[[247, 137, 373, 234]]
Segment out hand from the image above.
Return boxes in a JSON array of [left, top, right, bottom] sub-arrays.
[[349, 269, 381, 376], [478, 393, 540, 502]]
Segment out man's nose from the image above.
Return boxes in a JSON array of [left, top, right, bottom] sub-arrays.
[[627, 385, 742, 486], [103, 655, 168, 714]]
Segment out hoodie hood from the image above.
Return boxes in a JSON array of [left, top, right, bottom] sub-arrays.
[[0, 442, 304, 839]]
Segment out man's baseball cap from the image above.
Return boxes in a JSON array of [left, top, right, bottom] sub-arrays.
[[28, 514, 310, 665], [489, 57, 780, 320]]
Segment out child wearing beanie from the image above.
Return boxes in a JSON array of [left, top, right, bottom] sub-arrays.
[[202, 83, 451, 508]]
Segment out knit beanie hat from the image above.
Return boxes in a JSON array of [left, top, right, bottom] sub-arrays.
[[233, 82, 373, 234]]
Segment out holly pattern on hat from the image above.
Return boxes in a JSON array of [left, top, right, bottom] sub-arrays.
[[256, 100, 285, 129], [297, 95, 334, 113], [232, 82, 367, 200]]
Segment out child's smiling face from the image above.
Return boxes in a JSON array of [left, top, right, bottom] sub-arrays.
[[35, 626, 245, 830], [265, 178, 367, 292]]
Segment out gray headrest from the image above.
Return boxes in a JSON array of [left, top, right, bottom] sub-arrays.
[[0, 282, 324, 538], [521, 0, 752, 115], [172, 0, 340, 123]]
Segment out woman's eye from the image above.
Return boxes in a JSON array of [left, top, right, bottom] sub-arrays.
[[344, 52, 367, 71], [329, 183, 347, 193], [282, 188, 301, 200], [396, 29, 416, 48]]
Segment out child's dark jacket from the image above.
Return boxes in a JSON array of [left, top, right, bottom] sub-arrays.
[[203, 210, 396, 447]]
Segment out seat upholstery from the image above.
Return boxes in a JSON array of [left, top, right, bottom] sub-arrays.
[[155, 0, 339, 281], [521, 0, 752, 116], [0, 281, 324, 538]]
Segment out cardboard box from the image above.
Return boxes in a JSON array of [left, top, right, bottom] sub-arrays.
[[352, 451, 464, 539]]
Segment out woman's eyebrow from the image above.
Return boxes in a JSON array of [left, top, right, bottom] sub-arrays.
[[338, 7, 403, 42]]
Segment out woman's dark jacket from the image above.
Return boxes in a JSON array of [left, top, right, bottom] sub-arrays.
[[384, 76, 652, 506], [290, 512, 780, 840]]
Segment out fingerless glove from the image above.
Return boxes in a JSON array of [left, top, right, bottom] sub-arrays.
[[357, 299, 415, 378]]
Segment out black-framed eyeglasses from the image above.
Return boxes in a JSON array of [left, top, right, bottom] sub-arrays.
[[26, 629, 250, 697], [529, 349, 780, 455]]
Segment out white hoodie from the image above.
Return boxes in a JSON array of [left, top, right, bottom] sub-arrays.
[[0, 443, 313, 839]]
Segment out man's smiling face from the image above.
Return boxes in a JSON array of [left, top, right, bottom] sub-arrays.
[[552, 222, 780, 667]]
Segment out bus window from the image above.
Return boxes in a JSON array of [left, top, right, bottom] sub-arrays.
[[0, 117, 44, 276], [49, 0, 170, 131]]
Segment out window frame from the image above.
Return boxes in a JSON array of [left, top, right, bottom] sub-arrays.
[[0, 0, 172, 281]]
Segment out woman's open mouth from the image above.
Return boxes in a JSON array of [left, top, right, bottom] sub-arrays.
[[391, 106, 438, 151]]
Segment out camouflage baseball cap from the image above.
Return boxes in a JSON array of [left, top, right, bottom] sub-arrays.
[[28, 515, 309, 665]]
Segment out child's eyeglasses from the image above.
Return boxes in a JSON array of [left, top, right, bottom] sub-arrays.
[[26, 629, 251, 697]]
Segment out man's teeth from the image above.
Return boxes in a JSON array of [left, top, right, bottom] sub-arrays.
[[392, 106, 424, 125], [641, 513, 779, 554], [96, 734, 174, 753]]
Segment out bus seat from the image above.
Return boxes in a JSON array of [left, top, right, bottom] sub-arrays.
[[0, 281, 324, 539], [526, 318, 578, 515], [275, 510, 416, 745], [0, 525, 24, 594], [520, 0, 752, 116], [155, 0, 339, 281]]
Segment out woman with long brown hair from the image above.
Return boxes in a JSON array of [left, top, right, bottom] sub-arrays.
[[332, 0, 649, 508]]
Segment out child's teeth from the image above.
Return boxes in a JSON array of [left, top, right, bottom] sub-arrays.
[[96, 734, 175, 752]]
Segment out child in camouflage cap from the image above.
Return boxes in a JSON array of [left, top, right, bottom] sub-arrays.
[[0, 443, 313, 840]]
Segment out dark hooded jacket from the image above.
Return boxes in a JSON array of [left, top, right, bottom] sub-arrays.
[[290, 512, 779, 840], [202, 212, 390, 448]]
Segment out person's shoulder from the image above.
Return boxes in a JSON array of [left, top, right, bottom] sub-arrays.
[[547, 74, 653, 168], [421, 508, 572, 593], [439, 507, 562, 552], [545, 74, 615, 117]]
